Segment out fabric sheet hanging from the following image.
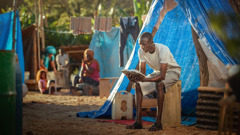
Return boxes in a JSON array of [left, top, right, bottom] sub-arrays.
[[94, 17, 112, 32], [70, 17, 92, 34], [89, 27, 135, 78]]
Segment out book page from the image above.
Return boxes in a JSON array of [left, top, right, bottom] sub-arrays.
[[121, 69, 145, 77]]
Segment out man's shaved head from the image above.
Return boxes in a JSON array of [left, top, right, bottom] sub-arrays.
[[139, 32, 154, 53], [140, 32, 153, 42]]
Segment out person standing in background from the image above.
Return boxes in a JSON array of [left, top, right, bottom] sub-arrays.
[[56, 48, 69, 71], [44, 46, 57, 81], [56, 48, 69, 87]]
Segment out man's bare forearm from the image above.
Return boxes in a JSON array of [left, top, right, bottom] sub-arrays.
[[139, 62, 146, 75], [143, 72, 166, 82]]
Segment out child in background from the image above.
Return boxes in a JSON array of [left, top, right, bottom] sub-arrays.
[[37, 70, 55, 94]]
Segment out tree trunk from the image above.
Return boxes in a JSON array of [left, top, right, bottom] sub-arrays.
[[191, 27, 209, 86], [228, 0, 240, 14]]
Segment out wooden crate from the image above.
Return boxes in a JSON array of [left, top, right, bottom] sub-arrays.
[[196, 87, 226, 130], [141, 80, 181, 127], [99, 77, 118, 98]]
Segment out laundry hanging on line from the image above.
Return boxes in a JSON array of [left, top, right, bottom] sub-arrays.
[[119, 16, 139, 67], [70, 17, 92, 34], [94, 17, 112, 32]]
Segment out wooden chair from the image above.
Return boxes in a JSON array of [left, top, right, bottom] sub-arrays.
[[48, 80, 57, 95]]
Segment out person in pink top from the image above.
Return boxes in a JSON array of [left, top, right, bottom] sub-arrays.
[[37, 70, 55, 94], [71, 49, 100, 95], [80, 49, 100, 83]]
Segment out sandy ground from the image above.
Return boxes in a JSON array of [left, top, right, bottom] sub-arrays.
[[23, 90, 219, 135]]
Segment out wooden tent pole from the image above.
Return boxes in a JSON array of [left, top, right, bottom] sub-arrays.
[[151, 0, 177, 37], [12, 0, 17, 50], [39, 0, 45, 50], [191, 27, 209, 86], [35, 0, 41, 69]]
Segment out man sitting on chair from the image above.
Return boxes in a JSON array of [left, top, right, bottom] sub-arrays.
[[125, 32, 181, 131]]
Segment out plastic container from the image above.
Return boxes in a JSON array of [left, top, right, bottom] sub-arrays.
[[0, 50, 16, 135], [24, 71, 30, 81], [112, 91, 133, 120]]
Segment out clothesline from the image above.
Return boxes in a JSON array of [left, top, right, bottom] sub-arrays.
[[44, 29, 74, 34], [44, 28, 94, 35]]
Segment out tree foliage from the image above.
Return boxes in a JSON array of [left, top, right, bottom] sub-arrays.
[[209, 12, 240, 62]]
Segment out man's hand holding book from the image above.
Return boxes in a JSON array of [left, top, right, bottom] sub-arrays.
[[122, 69, 146, 82]]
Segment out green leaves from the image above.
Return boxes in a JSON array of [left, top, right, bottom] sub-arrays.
[[209, 11, 240, 61], [133, 0, 151, 26]]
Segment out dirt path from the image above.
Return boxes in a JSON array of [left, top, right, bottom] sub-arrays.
[[23, 90, 218, 135]]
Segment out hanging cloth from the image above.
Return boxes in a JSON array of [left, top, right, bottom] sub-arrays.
[[70, 17, 92, 34], [94, 17, 112, 32], [119, 16, 139, 67]]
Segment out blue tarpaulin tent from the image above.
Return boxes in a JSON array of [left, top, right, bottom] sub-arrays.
[[0, 11, 25, 83], [77, 0, 236, 118]]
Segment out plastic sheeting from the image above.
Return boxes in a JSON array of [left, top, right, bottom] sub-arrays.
[[175, 0, 236, 65], [77, 0, 235, 118], [89, 27, 134, 78], [0, 11, 25, 83]]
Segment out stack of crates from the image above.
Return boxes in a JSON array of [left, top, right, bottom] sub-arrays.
[[196, 87, 225, 130]]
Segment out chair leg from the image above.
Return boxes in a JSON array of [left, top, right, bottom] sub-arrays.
[[219, 104, 227, 134], [55, 84, 57, 95], [55, 77, 57, 95], [49, 86, 51, 95]]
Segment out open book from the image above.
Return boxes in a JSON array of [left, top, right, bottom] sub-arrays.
[[121, 69, 145, 77]]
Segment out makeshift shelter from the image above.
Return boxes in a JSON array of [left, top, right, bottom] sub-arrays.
[[61, 45, 89, 75], [77, 0, 236, 119], [0, 11, 25, 83], [22, 25, 39, 80]]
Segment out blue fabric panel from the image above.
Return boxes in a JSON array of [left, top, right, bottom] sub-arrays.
[[181, 116, 197, 126], [89, 27, 134, 78], [0, 11, 25, 83], [175, 0, 236, 65], [142, 116, 156, 123]]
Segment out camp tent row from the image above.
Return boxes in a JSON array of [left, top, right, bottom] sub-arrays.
[[77, 0, 237, 118]]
